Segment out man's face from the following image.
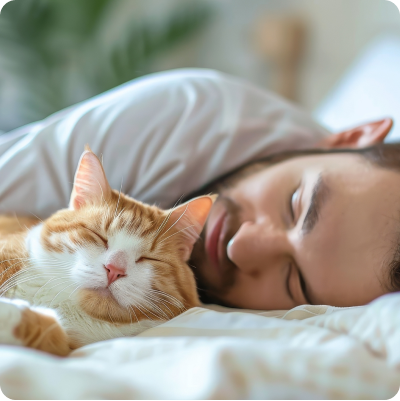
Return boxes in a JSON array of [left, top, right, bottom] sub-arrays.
[[190, 153, 400, 310]]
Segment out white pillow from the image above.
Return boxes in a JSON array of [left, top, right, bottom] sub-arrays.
[[0, 69, 328, 217]]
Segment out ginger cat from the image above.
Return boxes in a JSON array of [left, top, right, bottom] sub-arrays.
[[0, 147, 214, 356]]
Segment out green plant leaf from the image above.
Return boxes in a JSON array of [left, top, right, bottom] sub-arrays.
[[0, 0, 213, 131]]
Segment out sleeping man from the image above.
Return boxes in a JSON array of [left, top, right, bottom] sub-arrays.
[[189, 118, 399, 310], [0, 69, 399, 311]]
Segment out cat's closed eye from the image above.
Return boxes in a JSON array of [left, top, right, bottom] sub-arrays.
[[83, 227, 108, 249], [136, 257, 158, 263]]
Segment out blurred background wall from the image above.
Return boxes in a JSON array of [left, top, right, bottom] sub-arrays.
[[0, 0, 399, 133]]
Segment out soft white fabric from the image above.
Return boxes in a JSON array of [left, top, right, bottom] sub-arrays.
[[0, 68, 328, 218], [1, 294, 400, 399]]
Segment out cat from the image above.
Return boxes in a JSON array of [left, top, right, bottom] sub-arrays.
[[0, 146, 215, 356]]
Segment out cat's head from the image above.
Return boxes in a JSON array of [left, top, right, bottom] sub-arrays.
[[29, 147, 214, 324]]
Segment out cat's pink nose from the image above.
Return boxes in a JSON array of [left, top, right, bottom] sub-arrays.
[[105, 264, 126, 286]]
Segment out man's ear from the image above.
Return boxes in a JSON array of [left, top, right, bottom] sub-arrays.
[[69, 146, 112, 210], [316, 118, 393, 149]]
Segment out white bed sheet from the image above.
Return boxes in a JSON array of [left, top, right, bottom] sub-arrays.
[[1, 293, 399, 399]]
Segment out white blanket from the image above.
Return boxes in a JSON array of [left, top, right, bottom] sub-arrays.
[[1, 293, 400, 399]]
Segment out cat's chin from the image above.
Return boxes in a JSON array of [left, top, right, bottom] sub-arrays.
[[77, 288, 130, 324], [77, 288, 161, 325]]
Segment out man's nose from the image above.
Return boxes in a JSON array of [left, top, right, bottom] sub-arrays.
[[227, 220, 290, 274]]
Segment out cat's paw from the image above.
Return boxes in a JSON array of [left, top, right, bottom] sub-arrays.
[[0, 298, 28, 346]]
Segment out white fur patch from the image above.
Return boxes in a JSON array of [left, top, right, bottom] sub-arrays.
[[24, 223, 77, 308], [0, 298, 28, 346], [22, 223, 158, 346]]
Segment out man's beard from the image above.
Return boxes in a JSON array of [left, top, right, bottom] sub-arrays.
[[189, 234, 224, 304], [188, 196, 241, 305]]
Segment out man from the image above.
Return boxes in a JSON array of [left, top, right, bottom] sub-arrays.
[[0, 69, 397, 310], [189, 118, 400, 310]]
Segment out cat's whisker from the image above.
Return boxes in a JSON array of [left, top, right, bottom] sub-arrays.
[[114, 207, 126, 223], [29, 213, 44, 223], [127, 305, 139, 326], [40, 262, 72, 271], [140, 297, 169, 320], [0, 268, 33, 292], [0, 268, 32, 288], [133, 302, 156, 321], [89, 176, 110, 209], [0, 270, 60, 290], [154, 195, 181, 228], [156, 299, 180, 317], [0, 260, 28, 277], [29, 266, 72, 274], [22, 256, 72, 266], [144, 302, 168, 320], [107, 309, 116, 325], [0, 264, 30, 276], [11, 212, 24, 231], [149, 194, 185, 240], [36, 263, 72, 270], [0, 259, 72, 296], [44, 276, 72, 292], [28, 260, 71, 268], [68, 284, 82, 299], [158, 225, 196, 245], [127, 305, 133, 325], [130, 295, 157, 319], [144, 294, 175, 318], [149, 288, 185, 305], [153, 209, 174, 239], [33, 277, 59, 299], [167, 194, 185, 212], [149, 291, 185, 308], [140, 289, 183, 306], [49, 282, 77, 307], [0, 274, 58, 296], [31, 257, 69, 263], [159, 203, 189, 239], [0, 265, 67, 287], [0, 257, 30, 266], [113, 178, 123, 221], [37, 260, 74, 269], [148, 290, 186, 311], [142, 291, 176, 312]]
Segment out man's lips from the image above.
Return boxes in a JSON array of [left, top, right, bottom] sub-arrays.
[[205, 209, 227, 270]]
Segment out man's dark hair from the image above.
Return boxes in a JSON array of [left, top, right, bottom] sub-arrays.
[[187, 143, 400, 295]]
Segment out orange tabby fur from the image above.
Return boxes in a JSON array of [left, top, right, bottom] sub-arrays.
[[0, 218, 32, 287], [15, 307, 71, 356], [0, 147, 214, 356]]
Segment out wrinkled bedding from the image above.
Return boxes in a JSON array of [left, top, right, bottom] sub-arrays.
[[1, 294, 400, 399]]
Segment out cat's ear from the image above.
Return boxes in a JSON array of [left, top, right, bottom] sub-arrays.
[[167, 195, 216, 261], [69, 147, 112, 210]]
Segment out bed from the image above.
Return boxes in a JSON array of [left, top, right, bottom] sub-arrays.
[[1, 43, 400, 398], [1, 297, 399, 399]]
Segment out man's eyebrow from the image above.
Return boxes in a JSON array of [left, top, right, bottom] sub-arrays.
[[302, 174, 329, 236]]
